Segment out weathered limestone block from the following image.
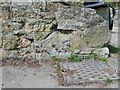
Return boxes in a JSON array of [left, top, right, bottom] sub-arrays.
[[2, 46, 35, 61], [33, 2, 44, 11], [2, 22, 13, 33], [93, 47, 109, 58], [17, 37, 31, 48], [33, 2, 83, 12], [2, 21, 24, 34], [34, 5, 111, 59], [55, 6, 111, 48], [24, 18, 57, 41], [2, 33, 31, 50], [1, 3, 11, 20], [2, 50, 19, 59], [35, 31, 81, 58], [12, 8, 40, 22], [2, 34, 20, 50]]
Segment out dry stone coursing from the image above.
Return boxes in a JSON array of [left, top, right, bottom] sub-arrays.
[[0, 2, 111, 60]]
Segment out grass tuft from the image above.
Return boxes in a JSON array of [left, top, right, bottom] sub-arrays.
[[92, 53, 108, 62], [106, 78, 113, 83], [68, 54, 82, 62], [52, 56, 61, 62]]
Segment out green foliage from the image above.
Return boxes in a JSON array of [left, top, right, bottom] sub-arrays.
[[68, 54, 82, 62], [99, 57, 108, 62], [52, 56, 61, 62], [92, 53, 99, 60], [104, 44, 120, 53], [106, 78, 113, 83], [105, 0, 120, 7], [92, 53, 108, 62]]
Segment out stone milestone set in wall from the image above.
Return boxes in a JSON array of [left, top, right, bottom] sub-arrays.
[[0, 1, 111, 61]]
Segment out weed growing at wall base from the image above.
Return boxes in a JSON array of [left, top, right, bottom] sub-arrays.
[[68, 54, 82, 62]]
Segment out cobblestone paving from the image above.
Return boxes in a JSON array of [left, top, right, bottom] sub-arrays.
[[59, 60, 119, 85]]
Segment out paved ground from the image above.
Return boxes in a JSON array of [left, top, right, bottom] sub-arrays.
[[1, 62, 119, 88], [59, 60, 118, 85], [2, 63, 59, 88]]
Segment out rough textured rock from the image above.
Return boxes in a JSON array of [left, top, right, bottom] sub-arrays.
[[93, 47, 110, 57], [55, 6, 111, 48], [24, 18, 57, 41], [2, 34, 20, 50], [1, 3, 11, 20], [1, 2, 111, 60]]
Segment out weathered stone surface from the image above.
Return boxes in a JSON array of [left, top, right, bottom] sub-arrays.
[[2, 50, 19, 59], [55, 6, 111, 48], [93, 47, 110, 57], [56, 6, 102, 30], [2, 34, 20, 50], [13, 29, 25, 36], [0, 49, 2, 62], [24, 18, 57, 41], [10, 22, 23, 30], [1, 2, 112, 60], [2, 48, 35, 61], [2, 21, 24, 33], [18, 37, 31, 48], [17, 46, 35, 60], [1, 3, 11, 20], [36, 52, 51, 60]]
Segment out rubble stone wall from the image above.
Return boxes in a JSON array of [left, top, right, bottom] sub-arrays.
[[0, 1, 111, 61]]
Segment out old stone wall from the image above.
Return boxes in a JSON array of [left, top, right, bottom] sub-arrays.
[[0, 1, 111, 61]]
